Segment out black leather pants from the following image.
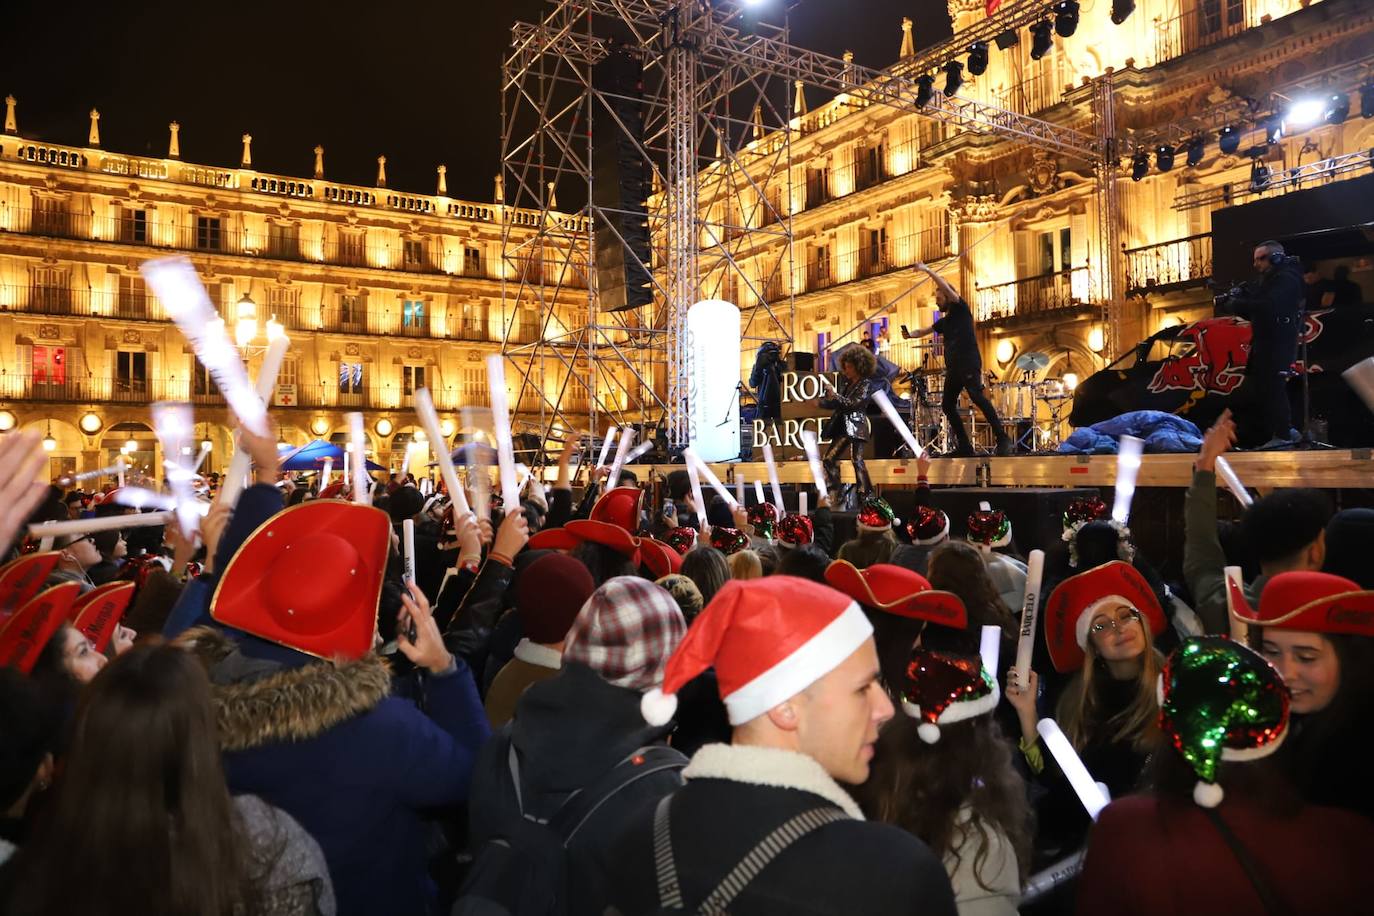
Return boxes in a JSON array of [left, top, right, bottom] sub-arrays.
[[823, 436, 873, 496]]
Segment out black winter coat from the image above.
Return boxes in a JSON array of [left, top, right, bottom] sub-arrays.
[[1232, 259, 1304, 366]]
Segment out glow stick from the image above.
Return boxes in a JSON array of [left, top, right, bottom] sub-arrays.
[[414, 388, 470, 515], [192, 443, 212, 475], [402, 518, 416, 585], [216, 334, 290, 510], [111, 488, 176, 511], [799, 490, 809, 517], [980, 624, 1002, 678], [1111, 435, 1145, 524], [596, 426, 618, 470], [761, 440, 785, 518], [606, 427, 637, 491], [470, 449, 492, 522], [1014, 549, 1045, 685], [871, 389, 924, 459], [1225, 565, 1250, 643], [682, 447, 709, 534], [342, 449, 351, 488], [1214, 456, 1253, 508], [28, 509, 200, 538], [117, 458, 125, 488], [69, 462, 127, 484], [735, 474, 745, 506], [484, 355, 521, 511], [151, 402, 201, 536], [754, 480, 766, 504], [320, 458, 332, 488], [624, 441, 653, 465], [140, 258, 268, 436], [347, 412, 368, 505], [1036, 719, 1110, 820], [1343, 356, 1374, 414], [692, 452, 738, 509], [799, 429, 829, 500]]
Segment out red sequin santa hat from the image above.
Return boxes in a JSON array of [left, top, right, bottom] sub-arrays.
[[966, 502, 1012, 549], [906, 506, 950, 546], [824, 561, 967, 628], [663, 526, 698, 556], [747, 502, 779, 542], [1227, 571, 1374, 636], [640, 576, 873, 726], [0, 582, 82, 674], [0, 552, 62, 621], [210, 501, 392, 660], [857, 495, 898, 534], [1043, 560, 1165, 673], [709, 527, 749, 556], [777, 513, 814, 548], [69, 580, 136, 654], [900, 648, 999, 744]]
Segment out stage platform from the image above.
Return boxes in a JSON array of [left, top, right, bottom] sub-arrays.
[[629, 447, 1374, 490]]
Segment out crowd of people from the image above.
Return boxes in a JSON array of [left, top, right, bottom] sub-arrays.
[[1, 415, 1372, 916]]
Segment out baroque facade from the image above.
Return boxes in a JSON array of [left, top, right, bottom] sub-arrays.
[[0, 104, 588, 479]]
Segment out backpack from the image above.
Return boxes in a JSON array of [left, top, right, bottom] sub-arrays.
[[453, 740, 688, 916]]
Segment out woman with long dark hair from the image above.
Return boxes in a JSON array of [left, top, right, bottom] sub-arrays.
[[855, 645, 1031, 914], [820, 344, 878, 499], [0, 643, 335, 916], [926, 540, 1018, 649]]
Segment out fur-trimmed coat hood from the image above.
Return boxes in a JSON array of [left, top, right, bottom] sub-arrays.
[[176, 626, 391, 753]]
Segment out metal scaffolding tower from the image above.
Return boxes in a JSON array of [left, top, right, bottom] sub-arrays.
[[500, 0, 1115, 454]]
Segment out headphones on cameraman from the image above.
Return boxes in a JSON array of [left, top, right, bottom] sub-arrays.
[[1264, 250, 1286, 267]]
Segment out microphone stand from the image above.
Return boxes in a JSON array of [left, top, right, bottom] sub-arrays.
[[1295, 305, 1335, 450]]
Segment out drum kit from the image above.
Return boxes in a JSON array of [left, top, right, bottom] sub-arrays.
[[898, 351, 1074, 455]]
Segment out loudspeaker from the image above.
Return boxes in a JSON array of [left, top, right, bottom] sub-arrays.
[[789, 351, 816, 372], [591, 46, 653, 312]]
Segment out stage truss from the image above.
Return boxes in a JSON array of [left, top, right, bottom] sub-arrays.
[[499, 0, 1120, 457]]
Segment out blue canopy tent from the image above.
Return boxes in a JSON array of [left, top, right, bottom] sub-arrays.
[[278, 438, 385, 472]]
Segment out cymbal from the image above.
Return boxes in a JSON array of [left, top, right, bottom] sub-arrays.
[[1016, 351, 1051, 371]]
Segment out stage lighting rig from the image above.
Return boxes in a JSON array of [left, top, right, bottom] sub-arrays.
[[944, 60, 964, 97], [1249, 157, 1271, 192], [1185, 136, 1205, 167], [1323, 93, 1349, 125], [967, 41, 989, 76], [1263, 116, 1283, 145], [1131, 150, 1150, 181], [1155, 144, 1175, 172], [915, 73, 935, 109], [1029, 20, 1054, 60], [1111, 0, 1135, 24], [1053, 0, 1079, 37], [1218, 125, 1241, 155], [1362, 85, 1374, 119]]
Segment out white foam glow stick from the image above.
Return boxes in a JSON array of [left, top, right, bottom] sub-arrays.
[[606, 427, 637, 491], [624, 440, 653, 465], [980, 624, 1002, 678], [140, 258, 269, 437], [754, 480, 766, 505], [151, 402, 201, 536], [1225, 565, 1250, 643], [470, 450, 492, 522], [1343, 356, 1374, 414], [28, 509, 198, 538], [1214, 456, 1253, 508], [682, 448, 709, 533], [341, 449, 351, 488], [414, 388, 470, 515], [762, 440, 785, 517], [402, 518, 416, 585], [61, 462, 127, 485], [596, 426, 618, 470], [692, 452, 738, 509], [485, 355, 521, 511], [799, 428, 829, 501], [320, 458, 333, 487], [735, 474, 745, 506], [347, 412, 368, 505], [871, 389, 924, 459], [117, 458, 125, 488], [192, 443, 212, 475], [1037, 719, 1111, 820], [1112, 435, 1145, 524], [1014, 549, 1045, 685], [216, 334, 290, 510], [799, 489, 809, 517], [111, 488, 177, 511]]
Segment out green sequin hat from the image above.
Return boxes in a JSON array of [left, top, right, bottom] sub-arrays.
[[1158, 636, 1290, 808]]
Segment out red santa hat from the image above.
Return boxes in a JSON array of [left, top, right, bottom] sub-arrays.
[[905, 506, 950, 546], [1227, 571, 1374, 636], [0, 582, 82, 674], [69, 580, 137, 654], [640, 576, 872, 727], [0, 552, 62, 621], [900, 648, 999, 744], [1043, 560, 1165, 673]]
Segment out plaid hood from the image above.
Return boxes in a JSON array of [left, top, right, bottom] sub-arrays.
[[563, 576, 687, 692]]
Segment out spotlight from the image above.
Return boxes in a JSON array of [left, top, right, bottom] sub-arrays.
[[1053, 0, 1079, 37], [1029, 20, 1054, 60], [1362, 85, 1374, 119], [1155, 144, 1175, 172], [1186, 135, 1205, 167], [1323, 92, 1350, 125], [943, 60, 964, 97], [1263, 116, 1283, 145], [1284, 98, 1325, 130], [1218, 125, 1241, 155], [1250, 157, 1271, 192], [1131, 150, 1150, 181], [915, 73, 935, 108], [994, 30, 1019, 50], [1110, 0, 1135, 24], [967, 41, 989, 76]]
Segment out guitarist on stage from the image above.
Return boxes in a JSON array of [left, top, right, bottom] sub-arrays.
[[903, 262, 1014, 457]]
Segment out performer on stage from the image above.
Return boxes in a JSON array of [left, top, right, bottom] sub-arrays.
[[820, 345, 877, 500], [903, 262, 1013, 457], [1225, 240, 1303, 448]]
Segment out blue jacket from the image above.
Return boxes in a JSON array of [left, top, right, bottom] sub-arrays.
[[182, 627, 491, 916]]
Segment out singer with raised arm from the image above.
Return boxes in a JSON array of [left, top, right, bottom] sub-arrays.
[[819, 345, 877, 503], [904, 262, 1013, 457]]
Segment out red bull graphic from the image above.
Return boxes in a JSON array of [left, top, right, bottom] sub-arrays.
[[1147, 317, 1251, 395]]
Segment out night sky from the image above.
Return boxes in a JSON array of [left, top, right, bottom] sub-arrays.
[[3, 0, 950, 202]]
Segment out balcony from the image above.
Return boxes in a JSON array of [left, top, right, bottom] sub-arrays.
[[1152, 0, 1259, 65], [794, 225, 954, 296], [1125, 234, 1213, 295], [1, 374, 223, 405], [0, 285, 166, 321], [975, 267, 1092, 322]]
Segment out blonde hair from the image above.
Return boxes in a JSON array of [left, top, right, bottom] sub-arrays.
[[728, 549, 763, 581], [1055, 612, 1164, 755]]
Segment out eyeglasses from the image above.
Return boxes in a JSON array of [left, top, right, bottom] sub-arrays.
[[1089, 607, 1141, 635]]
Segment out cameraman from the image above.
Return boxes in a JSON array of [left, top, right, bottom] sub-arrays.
[[749, 341, 784, 420], [1224, 240, 1303, 448]]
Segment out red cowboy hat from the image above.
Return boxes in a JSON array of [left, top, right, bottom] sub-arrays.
[[316, 482, 347, 500], [68, 580, 137, 654], [211, 501, 392, 660], [589, 486, 643, 531], [824, 561, 967, 628], [640, 538, 684, 579], [563, 518, 641, 559], [1043, 560, 1165, 673], [0, 582, 82, 674], [0, 552, 62, 621], [1228, 571, 1374, 637], [527, 526, 583, 552]]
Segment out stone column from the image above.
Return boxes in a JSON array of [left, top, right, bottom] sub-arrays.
[[437, 165, 448, 196], [88, 109, 101, 147], [900, 17, 915, 58], [3, 95, 16, 134], [241, 134, 253, 168], [376, 155, 387, 188], [313, 145, 324, 178], [168, 122, 181, 159], [494, 174, 504, 204]]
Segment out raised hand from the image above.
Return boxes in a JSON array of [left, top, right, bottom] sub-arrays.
[[396, 581, 453, 674]]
